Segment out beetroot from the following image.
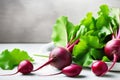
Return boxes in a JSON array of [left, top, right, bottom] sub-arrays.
[[92, 27, 120, 76], [32, 47, 72, 71], [32, 40, 79, 72], [62, 64, 82, 77], [104, 27, 120, 71], [39, 64, 82, 77], [49, 47, 72, 69], [104, 39, 120, 61], [104, 39, 119, 71], [91, 61, 108, 76], [17, 60, 33, 75], [0, 60, 33, 76]]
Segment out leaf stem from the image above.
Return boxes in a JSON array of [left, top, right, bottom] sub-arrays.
[[116, 27, 120, 39], [67, 39, 79, 52], [108, 54, 117, 71], [39, 72, 62, 76], [0, 71, 19, 76], [34, 54, 49, 58]]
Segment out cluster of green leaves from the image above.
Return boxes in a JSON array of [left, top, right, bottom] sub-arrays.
[[51, 4, 120, 67], [0, 48, 34, 70], [51, 16, 74, 47]]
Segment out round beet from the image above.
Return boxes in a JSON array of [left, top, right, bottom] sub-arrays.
[[32, 47, 72, 72], [32, 39, 79, 72], [104, 39, 120, 71], [49, 47, 72, 69], [91, 61, 108, 76], [104, 39, 120, 60], [18, 60, 33, 75], [0, 60, 33, 76]]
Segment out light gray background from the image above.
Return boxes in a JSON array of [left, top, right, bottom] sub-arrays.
[[0, 0, 120, 43]]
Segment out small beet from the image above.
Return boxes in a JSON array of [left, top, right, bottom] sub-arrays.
[[18, 60, 33, 75], [39, 64, 82, 77], [0, 60, 33, 76], [62, 64, 82, 77], [91, 61, 108, 76]]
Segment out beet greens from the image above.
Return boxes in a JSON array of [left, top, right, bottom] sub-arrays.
[[52, 4, 120, 76], [0, 4, 120, 77]]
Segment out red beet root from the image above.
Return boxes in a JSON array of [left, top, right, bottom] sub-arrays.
[[32, 39, 79, 72], [18, 60, 33, 75], [91, 61, 108, 76], [32, 47, 72, 72], [62, 64, 82, 77], [104, 39, 120, 71], [92, 27, 120, 76], [49, 47, 72, 69], [0, 60, 33, 76], [39, 64, 82, 77]]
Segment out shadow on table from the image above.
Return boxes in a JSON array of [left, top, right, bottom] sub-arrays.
[[102, 74, 115, 78], [76, 75, 87, 78], [65, 75, 87, 79], [20, 73, 36, 76]]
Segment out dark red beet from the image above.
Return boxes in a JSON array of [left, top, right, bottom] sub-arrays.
[[62, 64, 82, 77], [104, 39, 120, 71], [49, 47, 72, 69], [104, 39, 120, 61], [92, 35, 120, 76], [39, 64, 82, 77], [32, 47, 72, 72], [91, 61, 108, 76], [0, 60, 33, 76], [32, 39, 79, 72], [18, 60, 33, 75]]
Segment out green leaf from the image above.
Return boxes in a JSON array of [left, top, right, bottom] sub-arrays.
[[51, 16, 74, 47], [82, 53, 93, 67], [80, 12, 95, 30], [98, 26, 112, 43], [96, 4, 111, 30], [0, 49, 34, 70], [0, 50, 15, 69], [81, 35, 104, 48], [89, 48, 104, 60], [96, 4, 120, 33], [75, 25, 87, 40], [68, 25, 80, 43], [102, 56, 111, 62], [96, 16, 110, 29], [73, 42, 104, 67], [98, 4, 110, 16], [73, 40, 88, 58], [73, 50, 94, 67], [110, 8, 120, 31], [10, 48, 34, 65]]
